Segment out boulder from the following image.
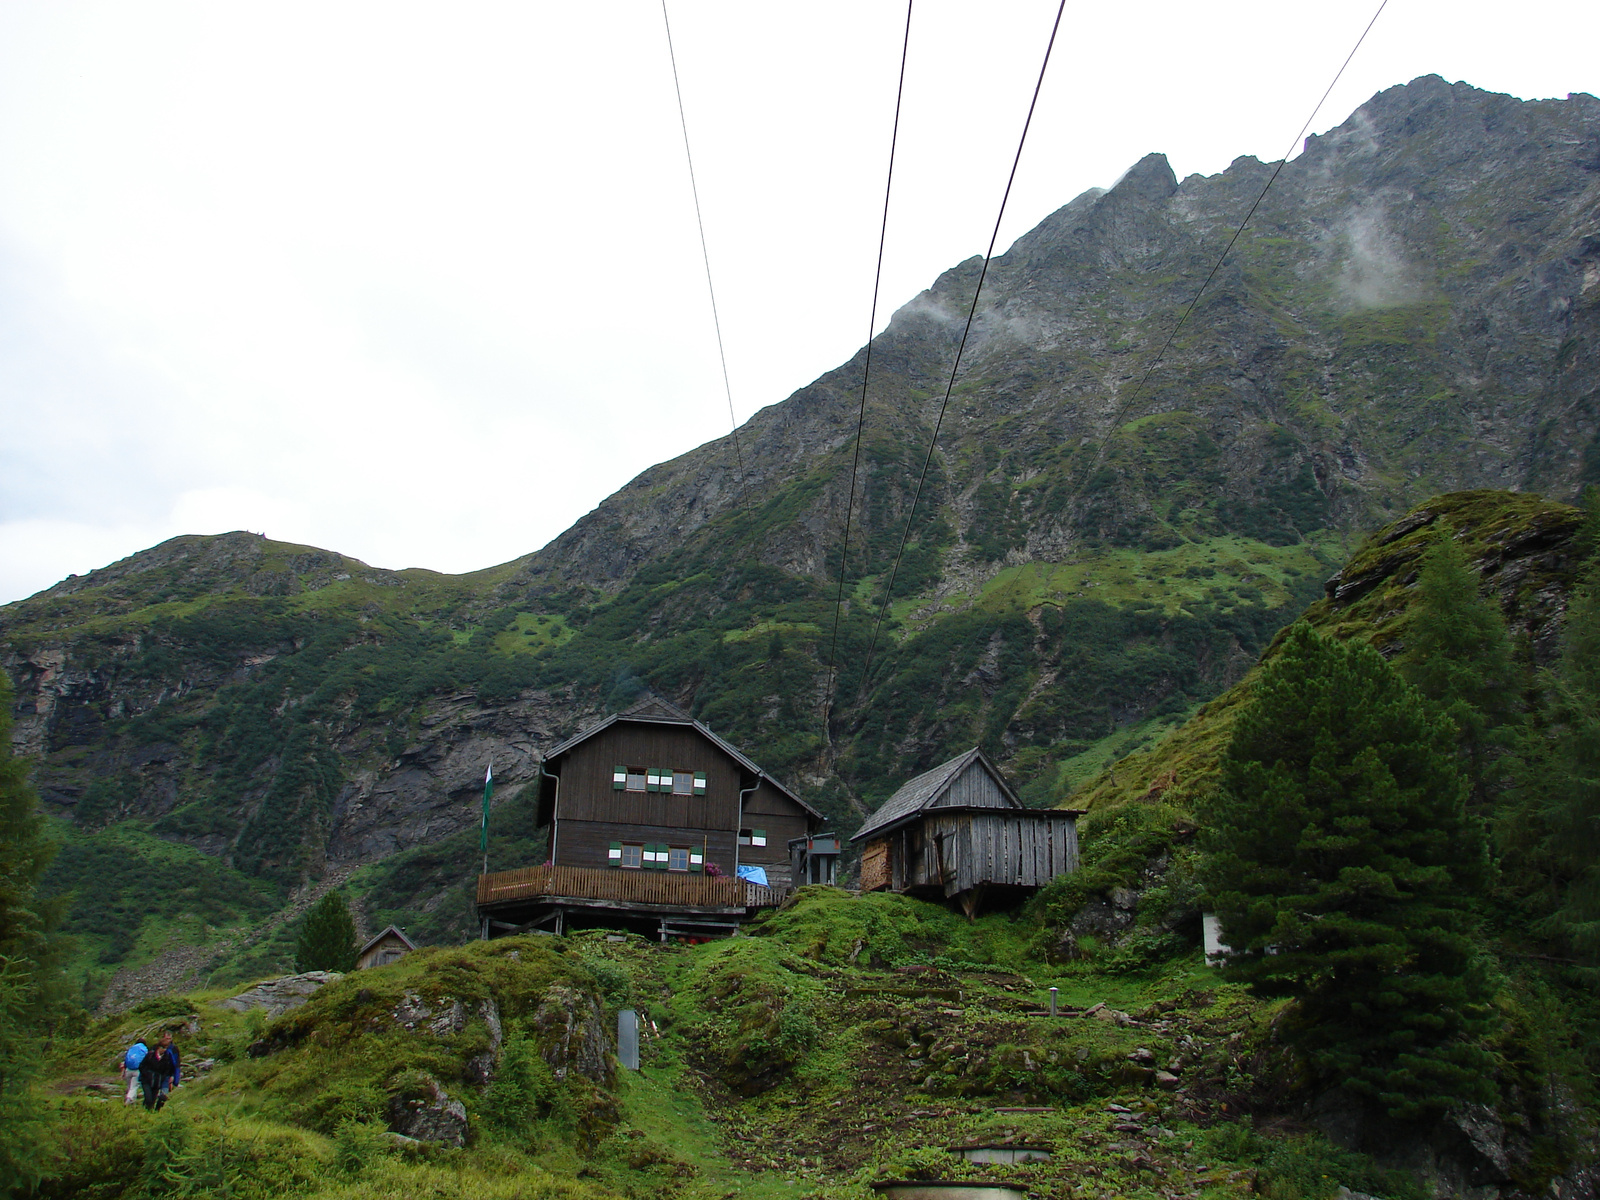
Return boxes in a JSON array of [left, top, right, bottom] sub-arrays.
[[1068, 902, 1132, 947], [388, 1074, 469, 1147], [531, 983, 613, 1086], [220, 972, 340, 1017]]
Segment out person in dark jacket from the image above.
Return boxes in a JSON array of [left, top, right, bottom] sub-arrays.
[[138, 1032, 180, 1110]]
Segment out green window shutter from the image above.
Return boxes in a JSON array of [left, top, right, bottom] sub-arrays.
[[648, 768, 664, 793], [689, 849, 704, 873], [693, 771, 707, 795], [612, 766, 626, 790], [752, 829, 767, 848], [608, 841, 622, 864]]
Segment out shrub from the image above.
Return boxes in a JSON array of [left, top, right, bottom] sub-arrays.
[[333, 1118, 394, 1178], [30, 1099, 145, 1200], [483, 1033, 559, 1132]]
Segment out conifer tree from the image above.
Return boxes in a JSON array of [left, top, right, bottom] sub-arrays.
[[0, 675, 70, 1193], [1539, 557, 1600, 958], [295, 891, 358, 973], [1399, 521, 1518, 807], [1201, 623, 1496, 1119]]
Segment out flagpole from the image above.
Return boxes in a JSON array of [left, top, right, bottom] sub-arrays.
[[480, 761, 494, 878]]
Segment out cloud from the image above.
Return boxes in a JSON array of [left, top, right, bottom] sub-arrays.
[[1334, 202, 1423, 309]]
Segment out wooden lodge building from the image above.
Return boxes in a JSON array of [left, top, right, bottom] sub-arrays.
[[476, 697, 828, 940], [852, 747, 1082, 916]]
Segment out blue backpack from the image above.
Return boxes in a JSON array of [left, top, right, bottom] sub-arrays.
[[124, 1042, 148, 1071]]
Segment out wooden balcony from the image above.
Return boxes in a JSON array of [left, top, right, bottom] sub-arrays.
[[476, 864, 788, 939]]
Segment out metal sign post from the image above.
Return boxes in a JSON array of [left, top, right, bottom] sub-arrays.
[[618, 1009, 640, 1071]]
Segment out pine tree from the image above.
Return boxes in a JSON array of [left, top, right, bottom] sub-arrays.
[[295, 891, 358, 973], [1200, 623, 1496, 1119], [1399, 521, 1518, 807], [1539, 561, 1600, 958], [1499, 492, 1600, 957], [0, 674, 70, 1193]]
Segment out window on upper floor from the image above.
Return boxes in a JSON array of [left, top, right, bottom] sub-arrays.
[[737, 828, 768, 848], [615, 766, 705, 794]]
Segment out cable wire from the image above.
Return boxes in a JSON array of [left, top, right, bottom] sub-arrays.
[[858, 0, 1387, 703], [856, 0, 1069, 694], [822, 0, 915, 728], [1070, 0, 1388, 501], [661, 0, 746, 489]]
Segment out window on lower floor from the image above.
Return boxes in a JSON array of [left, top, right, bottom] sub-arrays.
[[668, 846, 690, 872], [617, 843, 643, 869]]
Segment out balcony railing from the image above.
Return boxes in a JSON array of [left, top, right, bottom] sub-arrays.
[[477, 864, 786, 911]]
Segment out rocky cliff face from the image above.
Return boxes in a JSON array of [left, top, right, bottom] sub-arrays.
[[509, 76, 1600, 600], [5, 76, 1599, 970]]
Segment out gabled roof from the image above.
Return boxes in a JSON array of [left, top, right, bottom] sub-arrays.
[[542, 695, 822, 820], [851, 747, 1023, 842], [358, 925, 416, 958]]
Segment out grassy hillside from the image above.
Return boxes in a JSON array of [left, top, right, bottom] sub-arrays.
[[10, 489, 1586, 996], [35, 892, 1485, 1200], [1070, 490, 1588, 819]]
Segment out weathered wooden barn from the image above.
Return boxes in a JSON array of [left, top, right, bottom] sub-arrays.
[[477, 697, 827, 939], [356, 925, 416, 970], [851, 747, 1082, 916]]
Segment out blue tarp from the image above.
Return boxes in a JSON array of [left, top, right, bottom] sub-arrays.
[[736, 865, 769, 886]]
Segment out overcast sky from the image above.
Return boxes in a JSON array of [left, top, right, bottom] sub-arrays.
[[0, 1, 1594, 604]]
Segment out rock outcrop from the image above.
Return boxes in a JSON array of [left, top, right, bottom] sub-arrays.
[[220, 972, 341, 1018]]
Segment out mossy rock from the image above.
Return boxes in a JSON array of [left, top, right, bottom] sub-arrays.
[[235, 937, 614, 1139]]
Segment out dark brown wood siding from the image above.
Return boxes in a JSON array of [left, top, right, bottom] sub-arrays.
[[547, 720, 816, 879], [553, 725, 740, 835], [556, 819, 739, 873], [738, 779, 813, 885]]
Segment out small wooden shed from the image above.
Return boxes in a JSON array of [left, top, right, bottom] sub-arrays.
[[357, 925, 417, 970], [852, 748, 1082, 916]]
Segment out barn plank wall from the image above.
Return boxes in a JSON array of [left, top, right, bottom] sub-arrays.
[[860, 838, 890, 892], [929, 763, 1014, 810], [887, 810, 1080, 899]]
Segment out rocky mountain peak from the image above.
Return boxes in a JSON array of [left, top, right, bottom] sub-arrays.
[[1108, 151, 1178, 204]]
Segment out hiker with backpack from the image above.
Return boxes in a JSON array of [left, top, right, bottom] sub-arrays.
[[137, 1032, 180, 1110], [119, 1039, 148, 1105]]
